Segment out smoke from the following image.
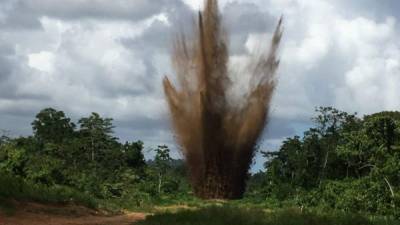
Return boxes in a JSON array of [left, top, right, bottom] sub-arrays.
[[163, 0, 283, 199]]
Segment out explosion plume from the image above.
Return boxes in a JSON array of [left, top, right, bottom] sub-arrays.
[[163, 0, 283, 199]]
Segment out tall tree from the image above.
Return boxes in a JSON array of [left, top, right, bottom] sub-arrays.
[[312, 107, 357, 183], [32, 108, 75, 144], [124, 141, 145, 169], [78, 112, 116, 162], [154, 145, 172, 194]]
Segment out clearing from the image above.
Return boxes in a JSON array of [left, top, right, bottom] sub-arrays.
[[0, 202, 146, 225]]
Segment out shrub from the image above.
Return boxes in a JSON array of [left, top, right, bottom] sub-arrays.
[[137, 205, 391, 225], [0, 172, 97, 208]]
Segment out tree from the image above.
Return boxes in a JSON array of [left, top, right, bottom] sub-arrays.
[[123, 141, 145, 169], [0, 141, 28, 176], [0, 130, 10, 147], [32, 108, 75, 144], [263, 107, 360, 192], [78, 112, 116, 162], [312, 107, 358, 183], [154, 145, 172, 194]]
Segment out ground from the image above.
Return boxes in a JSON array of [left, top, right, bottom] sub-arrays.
[[0, 202, 146, 225]]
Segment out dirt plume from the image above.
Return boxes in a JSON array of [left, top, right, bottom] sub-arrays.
[[163, 0, 283, 199]]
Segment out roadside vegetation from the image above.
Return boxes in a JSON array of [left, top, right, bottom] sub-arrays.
[[137, 205, 399, 225], [1, 106, 400, 223]]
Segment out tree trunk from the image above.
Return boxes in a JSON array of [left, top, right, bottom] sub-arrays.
[[91, 137, 95, 161], [158, 173, 162, 194]]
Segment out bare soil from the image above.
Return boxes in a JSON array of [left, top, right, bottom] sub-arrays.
[[0, 202, 146, 225]]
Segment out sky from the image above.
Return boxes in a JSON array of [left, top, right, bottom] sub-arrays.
[[0, 0, 400, 172]]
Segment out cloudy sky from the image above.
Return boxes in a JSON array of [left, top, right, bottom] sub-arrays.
[[1, 0, 400, 171]]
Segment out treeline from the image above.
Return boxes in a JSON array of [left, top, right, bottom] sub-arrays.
[[0, 108, 189, 209], [1, 107, 400, 217], [247, 107, 400, 217]]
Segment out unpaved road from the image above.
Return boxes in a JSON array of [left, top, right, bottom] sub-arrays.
[[0, 202, 146, 225]]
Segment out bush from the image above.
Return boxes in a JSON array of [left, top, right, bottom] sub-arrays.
[[295, 178, 398, 216], [0, 172, 97, 208], [137, 205, 393, 225]]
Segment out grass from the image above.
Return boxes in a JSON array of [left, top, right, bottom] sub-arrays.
[[136, 205, 400, 225], [0, 172, 97, 209], [1, 172, 399, 224]]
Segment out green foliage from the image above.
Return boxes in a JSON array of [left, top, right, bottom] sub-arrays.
[[0, 171, 97, 208], [78, 112, 117, 162], [0, 108, 190, 212], [32, 108, 75, 144], [137, 205, 394, 225], [262, 107, 400, 217], [124, 141, 146, 169], [2, 106, 400, 219], [153, 145, 173, 194]]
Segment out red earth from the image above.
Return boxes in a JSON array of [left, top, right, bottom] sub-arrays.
[[0, 202, 146, 225]]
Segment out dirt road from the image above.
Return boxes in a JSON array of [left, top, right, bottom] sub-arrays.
[[0, 202, 146, 225]]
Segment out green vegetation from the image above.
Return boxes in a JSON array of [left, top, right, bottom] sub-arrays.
[[0, 108, 189, 211], [137, 205, 398, 225], [0, 172, 96, 208], [253, 107, 400, 218], [1, 106, 400, 223]]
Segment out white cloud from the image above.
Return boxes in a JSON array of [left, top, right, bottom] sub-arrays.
[[28, 51, 55, 72], [260, 0, 400, 121]]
